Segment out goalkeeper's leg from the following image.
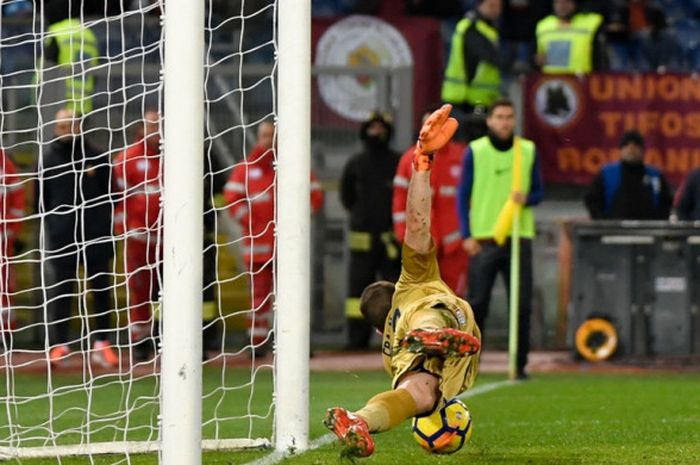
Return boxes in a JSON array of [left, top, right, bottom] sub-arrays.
[[354, 371, 439, 431], [401, 308, 480, 357], [325, 371, 438, 457]]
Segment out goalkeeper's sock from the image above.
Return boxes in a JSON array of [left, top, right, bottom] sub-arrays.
[[354, 389, 418, 433]]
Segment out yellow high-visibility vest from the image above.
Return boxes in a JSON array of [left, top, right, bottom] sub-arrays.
[[468, 136, 537, 240], [441, 16, 501, 107], [46, 19, 99, 114], [536, 13, 603, 74]]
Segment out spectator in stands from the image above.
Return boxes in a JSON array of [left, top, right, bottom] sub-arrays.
[[393, 109, 468, 295], [312, 0, 379, 17], [404, 1, 467, 74], [340, 112, 400, 350], [584, 130, 672, 220], [0, 2, 34, 75], [500, 0, 551, 75], [2, 0, 31, 16], [535, 0, 607, 74], [41, 108, 118, 368], [404, 0, 463, 17], [674, 167, 700, 221], [441, 0, 506, 142], [221, 1, 275, 63], [42, 1, 99, 114], [224, 121, 324, 357], [457, 98, 543, 379], [576, 0, 611, 15], [36, 0, 127, 16], [606, 0, 676, 71], [0, 150, 24, 344], [113, 110, 162, 361]]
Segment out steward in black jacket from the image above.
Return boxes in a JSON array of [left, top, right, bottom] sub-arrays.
[[339, 112, 401, 349], [40, 109, 115, 356], [41, 137, 112, 256]]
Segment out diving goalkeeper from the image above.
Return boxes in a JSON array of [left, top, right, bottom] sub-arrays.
[[324, 105, 481, 458]]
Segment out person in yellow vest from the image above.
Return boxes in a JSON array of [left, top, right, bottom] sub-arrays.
[[456, 98, 543, 379], [43, 6, 99, 115], [535, 0, 607, 74], [441, 0, 506, 142]]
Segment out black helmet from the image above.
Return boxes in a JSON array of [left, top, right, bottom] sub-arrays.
[[360, 111, 394, 142]]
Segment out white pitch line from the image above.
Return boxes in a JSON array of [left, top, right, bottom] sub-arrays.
[[459, 379, 515, 400], [242, 379, 514, 465], [242, 435, 335, 465]]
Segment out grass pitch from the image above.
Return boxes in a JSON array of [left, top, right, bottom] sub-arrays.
[[1, 368, 699, 464]]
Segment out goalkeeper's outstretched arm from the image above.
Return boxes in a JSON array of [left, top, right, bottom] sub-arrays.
[[404, 104, 458, 255], [405, 169, 432, 254]]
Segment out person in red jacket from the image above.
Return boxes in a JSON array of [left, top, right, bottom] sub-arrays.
[[224, 120, 324, 356], [0, 151, 24, 340], [114, 110, 162, 360], [392, 110, 469, 295]]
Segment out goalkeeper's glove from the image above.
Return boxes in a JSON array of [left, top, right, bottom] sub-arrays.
[[413, 104, 458, 172]]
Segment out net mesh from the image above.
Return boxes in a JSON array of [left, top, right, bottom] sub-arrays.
[[0, 0, 277, 461]]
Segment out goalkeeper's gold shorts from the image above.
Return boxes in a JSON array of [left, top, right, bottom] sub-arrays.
[[390, 349, 480, 402]]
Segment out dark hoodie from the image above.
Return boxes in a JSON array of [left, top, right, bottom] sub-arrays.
[[584, 160, 672, 220], [40, 137, 113, 257], [340, 138, 400, 234]]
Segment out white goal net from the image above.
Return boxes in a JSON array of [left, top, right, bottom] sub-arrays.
[[0, 0, 308, 462]]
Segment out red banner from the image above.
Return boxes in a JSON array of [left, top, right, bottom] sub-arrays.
[[523, 73, 700, 186]]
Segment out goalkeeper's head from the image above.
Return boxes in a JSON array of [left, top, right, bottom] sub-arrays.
[[359, 281, 395, 331]]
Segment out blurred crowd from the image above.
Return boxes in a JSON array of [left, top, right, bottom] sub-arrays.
[[4, 1, 700, 73], [313, 0, 700, 73]]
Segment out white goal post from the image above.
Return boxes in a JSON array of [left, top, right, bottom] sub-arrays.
[[0, 0, 311, 462], [161, 0, 204, 463], [275, 0, 312, 454], [164, 0, 311, 460]]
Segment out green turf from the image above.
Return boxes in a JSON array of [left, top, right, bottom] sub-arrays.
[[2, 370, 699, 464], [0, 365, 276, 463]]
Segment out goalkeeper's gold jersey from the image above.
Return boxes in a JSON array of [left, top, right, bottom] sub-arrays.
[[381, 242, 481, 400]]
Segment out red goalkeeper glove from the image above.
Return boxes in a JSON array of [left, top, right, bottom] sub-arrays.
[[413, 104, 459, 172]]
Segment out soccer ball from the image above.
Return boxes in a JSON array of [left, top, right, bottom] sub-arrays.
[[412, 398, 472, 454]]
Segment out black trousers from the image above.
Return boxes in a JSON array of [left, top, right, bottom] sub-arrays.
[[202, 234, 220, 351], [347, 236, 400, 349], [467, 239, 533, 375], [45, 244, 113, 347]]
